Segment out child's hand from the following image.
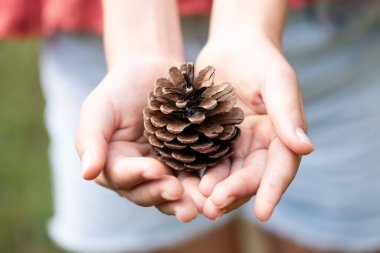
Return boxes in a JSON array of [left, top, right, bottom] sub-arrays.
[[76, 56, 206, 223], [196, 32, 314, 221]]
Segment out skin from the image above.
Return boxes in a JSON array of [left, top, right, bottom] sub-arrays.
[[77, 0, 205, 224], [76, 0, 314, 252], [75, 0, 315, 222], [197, 0, 314, 221]]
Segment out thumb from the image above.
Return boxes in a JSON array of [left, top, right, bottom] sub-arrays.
[[76, 89, 115, 180], [263, 63, 314, 155]]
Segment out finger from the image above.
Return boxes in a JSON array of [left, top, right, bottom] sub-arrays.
[[204, 196, 252, 221], [203, 198, 225, 220], [209, 150, 267, 209], [263, 62, 314, 155], [203, 195, 250, 220], [198, 159, 230, 197], [156, 193, 198, 223], [76, 88, 115, 180], [254, 138, 300, 222], [105, 157, 172, 190], [120, 175, 184, 207], [224, 197, 252, 213], [178, 172, 206, 213], [155, 201, 176, 216]]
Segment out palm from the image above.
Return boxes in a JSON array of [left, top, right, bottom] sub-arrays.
[[196, 40, 305, 221], [79, 58, 206, 221]]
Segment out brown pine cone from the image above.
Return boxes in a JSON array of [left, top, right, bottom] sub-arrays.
[[143, 62, 244, 171]]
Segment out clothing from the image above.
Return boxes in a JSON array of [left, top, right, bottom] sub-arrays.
[[246, 1, 380, 251], [0, 0, 311, 38], [0, 0, 210, 37]]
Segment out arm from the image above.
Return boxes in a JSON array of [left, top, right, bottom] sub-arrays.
[[78, 0, 183, 181], [208, 0, 287, 48], [76, 1, 203, 222], [208, 0, 309, 152], [197, 0, 313, 221], [102, 0, 183, 69]]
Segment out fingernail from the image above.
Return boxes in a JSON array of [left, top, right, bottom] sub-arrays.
[[295, 128, 313, 148], [161, 190, 178, 201], [81, 150, 94, 177]]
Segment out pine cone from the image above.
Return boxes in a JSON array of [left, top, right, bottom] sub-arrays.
[[143, 62, 244, 171]]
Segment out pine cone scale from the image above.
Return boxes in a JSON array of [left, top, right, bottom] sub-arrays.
[[155, 78, 173, 88], [169, 67, 186, 86], [177, 132, 199, 144], [155, 129, 176, 142], [166, 121, 191, 134], [164, 141, 186, 150], [198, 98, 218, 110]]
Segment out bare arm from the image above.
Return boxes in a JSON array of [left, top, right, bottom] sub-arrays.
[[197, 0, 313, 221], [76, 1, 203, 222], [102, 0, 183, 69], [209, 0, 287, 48]]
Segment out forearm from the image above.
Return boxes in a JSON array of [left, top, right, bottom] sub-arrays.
[[209, 0, 288, 48], [102, 0, 183, 69]]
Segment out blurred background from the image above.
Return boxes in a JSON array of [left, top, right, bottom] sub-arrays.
[[0, 40, 65, 253]]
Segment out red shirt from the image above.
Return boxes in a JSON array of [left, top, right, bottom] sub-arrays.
[[0, 0, 312, 38]]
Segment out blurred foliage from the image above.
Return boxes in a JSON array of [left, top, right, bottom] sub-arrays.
[[0, 40, 66, 253]]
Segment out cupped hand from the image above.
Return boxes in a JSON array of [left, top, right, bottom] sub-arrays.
[[76, 56, 206, 222], [196, 34, 314, 221]]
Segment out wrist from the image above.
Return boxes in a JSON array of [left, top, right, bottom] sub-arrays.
[[102, 0, 184, 70], [205, 29, 283, 56], [208, 0, 287, 49]]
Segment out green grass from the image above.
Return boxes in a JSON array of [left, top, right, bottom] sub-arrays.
[[0, 40, 66, 253]]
